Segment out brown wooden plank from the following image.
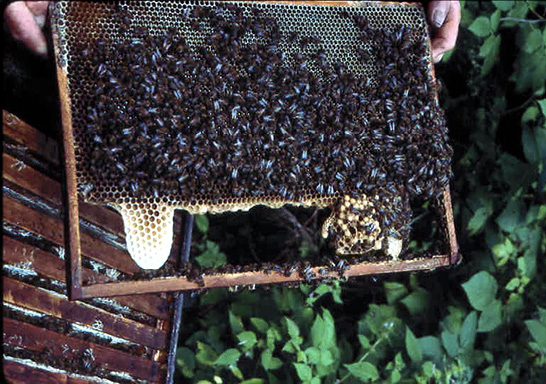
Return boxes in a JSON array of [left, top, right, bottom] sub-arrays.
[[3, 152, 126, 237], [3, 236, 170, 321], [3, 276, 168, 350], [3, 197, 141, 275], [82, 256, 452, 297], [3, 359, 93, 384], [3, 317, 163, 382]]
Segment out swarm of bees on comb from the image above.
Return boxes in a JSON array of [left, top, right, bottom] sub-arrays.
[[66, 2, 452, 267]]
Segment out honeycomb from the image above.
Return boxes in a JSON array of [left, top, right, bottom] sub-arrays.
[[50, 1, 452, 270]]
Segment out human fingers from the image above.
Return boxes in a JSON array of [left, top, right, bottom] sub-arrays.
[[428, 1, 460, 63], [26, 1, 50, 28], [4, 1, 48, 55]]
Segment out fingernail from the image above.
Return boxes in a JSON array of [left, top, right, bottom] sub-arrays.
[[434, 53, 444, 63], [432, 9, 445, 28], [35, 41, 48, 56]]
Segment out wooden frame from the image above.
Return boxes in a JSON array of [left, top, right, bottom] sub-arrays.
[[50, 1, 460, 300]]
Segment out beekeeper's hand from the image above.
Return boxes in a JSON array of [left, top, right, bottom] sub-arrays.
[[427, 1, 460, 63], [4, 1, 50, 56]]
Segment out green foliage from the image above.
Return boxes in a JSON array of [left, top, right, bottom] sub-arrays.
[[177, 2, 546, 382]]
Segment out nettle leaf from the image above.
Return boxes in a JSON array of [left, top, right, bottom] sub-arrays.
[[469, 16, 492, 37], [261, 349, 282, 371], [405, 327, 423, 363], [524, 29, 544, 54], [479, 34, 501, 58], [311, 309, 336, 349], [305, 347, 321, 365], [478, 300, 503, 332], [523, 126, 540, 164], [490, 10, 501, 33], [418, 336, 443, 363], [384, 282, 408, 305], [196, 241, 226, 268], [285, 317, 301, 340], [467, 207, 493, 236], [441, 331, 459, 358], [496, 199, 525, 233], [462, 271, 498, 311], [176, 347, 196, 378], [400, 289, 429, 316], [240, 379, 264, 384], [492, 0, 514, 11], [539, 99, 546, 117], [293, 363, 312, 381], [344, 362, 379, 382], [358, 335, 371, 349], [320, 349, 335, 366], [525, 320, 546, 349], [250, 318, 269, 334], [194, 214, 209, 234], [196, 341, 218, 366], [214, 348, 241, 366], [460, 311, 478, 351], [229, 311, 244, 335], [237, 331, 257, 350]]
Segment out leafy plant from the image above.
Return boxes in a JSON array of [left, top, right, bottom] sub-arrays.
[[177, 2, 546, 382]]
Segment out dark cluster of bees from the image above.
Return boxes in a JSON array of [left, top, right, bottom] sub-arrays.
[[76, 3, 452, 207]]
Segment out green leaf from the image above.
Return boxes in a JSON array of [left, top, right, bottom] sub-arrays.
[[441, 331, 459, 358], [526, 320, 546, 349], [524, 29, 544, 54], [469, 16, 491, 37], [311, 310, 336, 349], [460, 311, 478, 351], [405, 327, 423, 363], [538, 99, 546, 117], [214, 348, 241, 366], [231, 366, 244, 380], [492, 0, 514, 11], [229, 311, 244, 335], [261, 349, 282, 371], [496, 199, 525, 233], [418, 336, 443, 363], [305, 347, 321, 365], [293, 363, 312, 381], [490, 10, 501, 33], [384, 282, 408, 305], [358, 335, 371, 349], [176, 347, 196, 378], [400, 290, 429, 316], [467, 207, 493, 236], [196, 341, 218, 366], [237, 331, 257, 350], [479, 34, 501, 58], [344, 362, 379, 382], [250, 318, 268, 334], [320, 349, 334, 366], [195, 214, 209, 234], [196, 241, 226, 268], [478, 300, 503, 332], [285, 317, 301, 339], [523, 126, 540, 163], [462, 271, 498, 311], [240, 380, 264, 384]]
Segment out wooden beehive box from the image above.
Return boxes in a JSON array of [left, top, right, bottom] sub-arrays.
[[2, 111, 179, 383]]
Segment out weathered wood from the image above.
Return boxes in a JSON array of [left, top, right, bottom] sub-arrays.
[[3, 317, 163, 381], [3, 197, 141, 275], [3, 276, 168, 350], [3, 236, 171, 320], [82, 256, 451, 297], [3, 111, 59, 166], [3, 360, 92, 384]]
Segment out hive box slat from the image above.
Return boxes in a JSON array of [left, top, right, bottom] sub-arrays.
[[3, 360, 92, 384], [3, 317, 162, 381], [3, 236, 170, 320], [4, 198, 141, 275], [3, 276, 168, 350]]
